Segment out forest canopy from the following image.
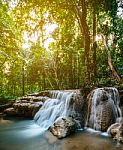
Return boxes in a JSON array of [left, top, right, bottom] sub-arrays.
[[0, 0, 123, 98]]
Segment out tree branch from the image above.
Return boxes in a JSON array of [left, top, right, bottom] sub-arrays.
[[101, 34, 121, 82]]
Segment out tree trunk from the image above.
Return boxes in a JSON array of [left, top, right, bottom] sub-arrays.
[[72, 0, 91, 85], [81, 0, 90, 85], [102, 35, 121, 82], [92, 0, 97, 84], [83, 30, 90, 85], [77, 52, 80, 88], [22, 61, 25, 96], [43, 72, 46, 90]]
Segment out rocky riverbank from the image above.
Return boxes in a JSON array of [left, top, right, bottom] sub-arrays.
[[1, 87, 123, 144], [4, 94, 49, 118]]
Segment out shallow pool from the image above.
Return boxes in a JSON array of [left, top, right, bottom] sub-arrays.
[[0, 117, 122, 150]]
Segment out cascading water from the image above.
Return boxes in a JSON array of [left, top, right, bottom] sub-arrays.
[[34, 91, 75, 130], [87, 87, 122, 131], [34, 87, 121, 133], [111, 87, 122, 117]]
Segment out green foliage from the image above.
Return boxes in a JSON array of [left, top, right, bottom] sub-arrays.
[[0, 93, 16, 104], [0, 1, 20, 53], [0, 0, 123, 98]]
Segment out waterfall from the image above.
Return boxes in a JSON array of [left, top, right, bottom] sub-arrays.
[[111, 88, 122, 117], [34, 91, 74, 130], [87, 87, 122, 131], [88, 89, 103, 130], [34, 87, 121, 133]]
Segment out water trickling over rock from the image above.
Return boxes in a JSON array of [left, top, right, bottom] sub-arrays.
[[34, 87, 121, 134], [34, 90, 85, 132], [86, 87, 121, 131], [4, 87, 122, 139]]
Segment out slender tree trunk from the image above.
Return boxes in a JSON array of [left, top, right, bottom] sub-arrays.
[[77, 52, 80, 88], [102, 35, 121, 82], [72, 0, 91, 85], [70, 52, 74, 88], [92, 0, 97, 84], [22, 61, 25, 96], [83, 28, 90, 85], [80, 0, 91, 85], [43, 72, 46, 90]]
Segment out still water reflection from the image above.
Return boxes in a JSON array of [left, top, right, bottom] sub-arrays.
[[0, 117, 122, 150]]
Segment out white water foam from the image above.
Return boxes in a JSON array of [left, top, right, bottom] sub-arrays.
[[34, 91, 74, 131]]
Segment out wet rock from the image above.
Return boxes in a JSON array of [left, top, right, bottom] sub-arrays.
[[16, 95, 48, 103], [0, 102, 14, 112], [34, 91, 85, 131], [4, 107, 16, 116], [28, 91, 51, 97], [49, 117, 76, 139], [107, 123, 120, 137], [32, 96, 49, 103], [87, 87, 121, 131], [120, 106, 123, 116], [107, 118, 123, 144], [4, 98, 43, 118], [67, 92, 86, 128]]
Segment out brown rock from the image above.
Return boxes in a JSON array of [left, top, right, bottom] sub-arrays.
[[4, 107, 16, 116], [107, 118, 123, 144], [49, 117, 76, 139]]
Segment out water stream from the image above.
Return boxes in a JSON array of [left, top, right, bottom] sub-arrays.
[[0, 117, 122, 150], [0, 88, 122, 150], [34, 91, 75, 130]]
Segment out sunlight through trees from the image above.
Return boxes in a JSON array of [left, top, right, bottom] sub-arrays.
[[0, 0, 123, 98]]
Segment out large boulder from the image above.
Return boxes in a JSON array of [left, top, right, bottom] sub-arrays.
[[49, 117, 76, 139], [107, 118, 123, 144]]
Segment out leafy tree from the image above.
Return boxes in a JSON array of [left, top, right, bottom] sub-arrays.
[[0, 0, 123, 99]]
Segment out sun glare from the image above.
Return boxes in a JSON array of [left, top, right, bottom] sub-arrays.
[[44, 38, 55, 49], [44, 24, 58, 35], [4, 62, 10, 74], [9, 0, 19, 9], [22, 23, 58, 50], [43, 23, 58, 49]]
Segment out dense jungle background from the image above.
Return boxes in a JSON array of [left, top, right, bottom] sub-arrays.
[[0, 0, 123, 101]]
